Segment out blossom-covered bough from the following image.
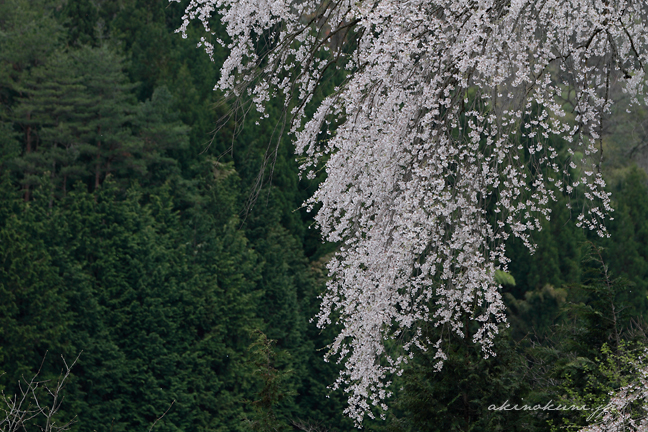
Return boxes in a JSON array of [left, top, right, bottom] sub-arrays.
[[173, 0, 648, 424]]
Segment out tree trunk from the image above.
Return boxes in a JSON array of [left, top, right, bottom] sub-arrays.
[[23, 115, 32, 202], [95, 125, 102, 190]]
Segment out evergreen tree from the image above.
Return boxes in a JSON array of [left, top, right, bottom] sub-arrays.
[[386, 327, 534, 432], [10, 50, 91, 198], [599, 166, 648, 318], [35, 171, 264, 432], [131, 86, 190, 187], [63, 0, 99, 46], [71, 45, 135, 191], [0, 175, 71, 392]]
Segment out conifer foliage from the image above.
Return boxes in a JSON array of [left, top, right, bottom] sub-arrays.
[[0, 1, 349, 430]]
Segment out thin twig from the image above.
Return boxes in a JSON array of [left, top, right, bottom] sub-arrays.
[[148, 400, 176, 432]]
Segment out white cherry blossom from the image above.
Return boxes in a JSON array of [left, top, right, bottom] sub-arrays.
[[173, 0, 648, 424]]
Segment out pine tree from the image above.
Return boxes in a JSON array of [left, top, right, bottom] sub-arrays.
[[71, 45, 135, 191]]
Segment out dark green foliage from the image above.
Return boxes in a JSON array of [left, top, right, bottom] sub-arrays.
[[386, 327, 533, 432], [132, 86, 190, 186], [245, 331, 294, 432], [0, 176, 71, 384], [9, 50, 92, 196], [510, 262, 647, 431], [598, 167, 648, 316], [63, 0, 99, 46], [0, 123, 20, 171], [506, 192, 586, 300], [386, 243, 648, 432], [69, 46, 136, 190], [0, 173, 265, 431], [0, 0, 62, 83]]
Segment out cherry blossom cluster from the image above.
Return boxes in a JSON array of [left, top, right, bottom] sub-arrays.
[[174, 0, 648, 425]]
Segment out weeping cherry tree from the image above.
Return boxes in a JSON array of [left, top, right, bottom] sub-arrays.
[[173, 0, 648, 424]]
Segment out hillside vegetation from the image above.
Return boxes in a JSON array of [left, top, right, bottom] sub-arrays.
[[1, 1, 648, 431]]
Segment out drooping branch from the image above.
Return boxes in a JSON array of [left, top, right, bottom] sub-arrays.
[[175, 0, 648, 424]]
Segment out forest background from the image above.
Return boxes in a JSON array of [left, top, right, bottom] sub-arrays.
[[2, 0, 648, 431]]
